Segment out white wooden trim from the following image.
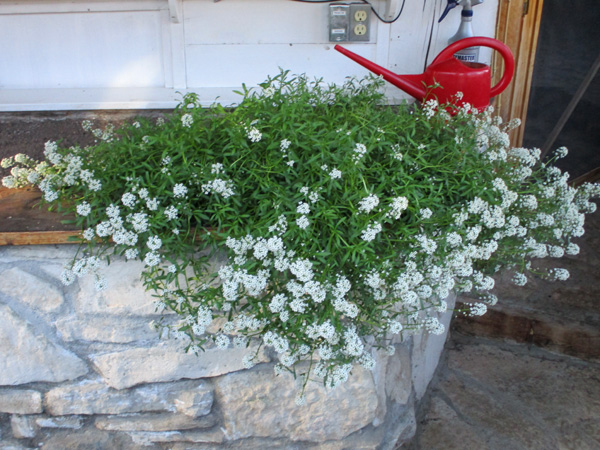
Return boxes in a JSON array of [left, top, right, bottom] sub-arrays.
[[0, 0, 165, 15], [0, 87, 240, 111], [170, 20, 187, 89]]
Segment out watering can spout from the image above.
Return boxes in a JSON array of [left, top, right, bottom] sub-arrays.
[[334, 45, 427, 101]]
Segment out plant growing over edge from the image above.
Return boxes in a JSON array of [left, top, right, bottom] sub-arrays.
[[3, 72, 599, 403]]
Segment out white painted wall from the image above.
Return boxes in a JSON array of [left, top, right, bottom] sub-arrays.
[[0, 0, 498, 111]]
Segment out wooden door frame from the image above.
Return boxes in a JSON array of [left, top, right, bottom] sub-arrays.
[[493, 0, 544, 147]]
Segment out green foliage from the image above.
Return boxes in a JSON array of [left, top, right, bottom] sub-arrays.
[[3, 71, 598, 397]]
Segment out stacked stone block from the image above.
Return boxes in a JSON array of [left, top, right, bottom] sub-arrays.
[[0, 245, 453, 449]]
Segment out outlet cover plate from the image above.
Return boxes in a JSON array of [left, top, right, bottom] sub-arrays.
[[329, 3, 371, 42], [329, 4, 349, 42], [349, 3, 370, 41]]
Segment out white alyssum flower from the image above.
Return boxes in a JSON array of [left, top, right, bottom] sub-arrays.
[[329, 168, 342, 179], [280, 139, 291, 151], [147, 235, 162, 251], [76, 202, 92, 217], [27, 171, 40, 184], [555, 146, 568, 158], [512, 272, 527, 286], [128, 212, 149, 233], [468, 303, 488, 316], [415, 234, 437, 255], [60, 269, 76, 286], [246, 126, 262, 143], [215, 334, 230, 349], [181, 113, 193, 128], [1, 176, 16, 188], [106, 204, 120, 218], [548, 245, 565, 258], [549, 268, 570, 281], [521, 195, 538, 210], [388, 320, 403, 334], [387, 197, 409, 219], [296, 215, 310, 230], [82, 228, 95, 241], [144, 251, 161, 267], [423, 98, 438, 119], [124, 248, 139, 260], [297, 202, 310, 215], [164, 205, 178, 220], [44, 141, 62, 165], [121, 192, 137, 208], [420, 208, 433, 219], [361, 222, 382, 242], [391, 143, 403, 161], [269, 293, 287, 313], [173, 183, 188, 198], [352, 143, 368, 163], [1, 157, 14, 169], [358, 194, 380, 214], [202, 179, 235, 198], [423, 317, 445, 335], [211, 163, 224, 174], [137, 188, 149, 199], [565, 242, 580, 255]]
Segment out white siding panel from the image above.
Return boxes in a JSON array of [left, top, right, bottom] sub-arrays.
[[0, 0, 499, 111], [183, 0, 349, 45], [0, 11, 165, 89], [185, 43, 378, 89], [388, 0, 499, 74]]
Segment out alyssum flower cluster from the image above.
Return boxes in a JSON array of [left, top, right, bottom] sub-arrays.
[[3, 71, 598, 402]]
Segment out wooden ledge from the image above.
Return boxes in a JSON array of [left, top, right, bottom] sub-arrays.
[[0, 187, 80, 246], [0, 231, 81, 246]]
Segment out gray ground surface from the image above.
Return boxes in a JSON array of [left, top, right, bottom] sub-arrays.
[[411, 333, 600, 450], [409, 209, 600, 449]]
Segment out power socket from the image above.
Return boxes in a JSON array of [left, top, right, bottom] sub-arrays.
[[349, 3, 370, 41], [329, 3, 371, 42]]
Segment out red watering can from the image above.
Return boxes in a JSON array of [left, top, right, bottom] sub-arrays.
[[335, 37, 514, 111]]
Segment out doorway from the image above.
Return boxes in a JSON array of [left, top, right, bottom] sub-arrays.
[[522, 1, 600, 180]]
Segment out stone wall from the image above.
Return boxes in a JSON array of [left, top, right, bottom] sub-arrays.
[[0, 245, 454, 449]]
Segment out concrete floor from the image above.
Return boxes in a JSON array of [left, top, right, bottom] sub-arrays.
[[410, 333, 600, 450], [409, 209, 600, 449]]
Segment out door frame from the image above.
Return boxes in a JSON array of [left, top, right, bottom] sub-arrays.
[[493, 0, 544, 147]]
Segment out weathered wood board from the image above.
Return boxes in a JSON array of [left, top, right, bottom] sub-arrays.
[[0, 187, 80, 245]]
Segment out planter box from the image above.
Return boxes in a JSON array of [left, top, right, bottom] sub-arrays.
[[0, 243, 455, 448]]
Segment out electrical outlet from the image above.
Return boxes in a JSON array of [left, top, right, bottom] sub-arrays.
[[329, 3, 370, 42], [354, 10, 368, 22], [354, 24, 367, 36], [349, 3, 370, 41]]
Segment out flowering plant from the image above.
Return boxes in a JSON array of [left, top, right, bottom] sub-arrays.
[[2, 71, 598, 402]]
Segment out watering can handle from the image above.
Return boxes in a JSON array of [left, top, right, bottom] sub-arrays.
[[431, 37, 515, 98]]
